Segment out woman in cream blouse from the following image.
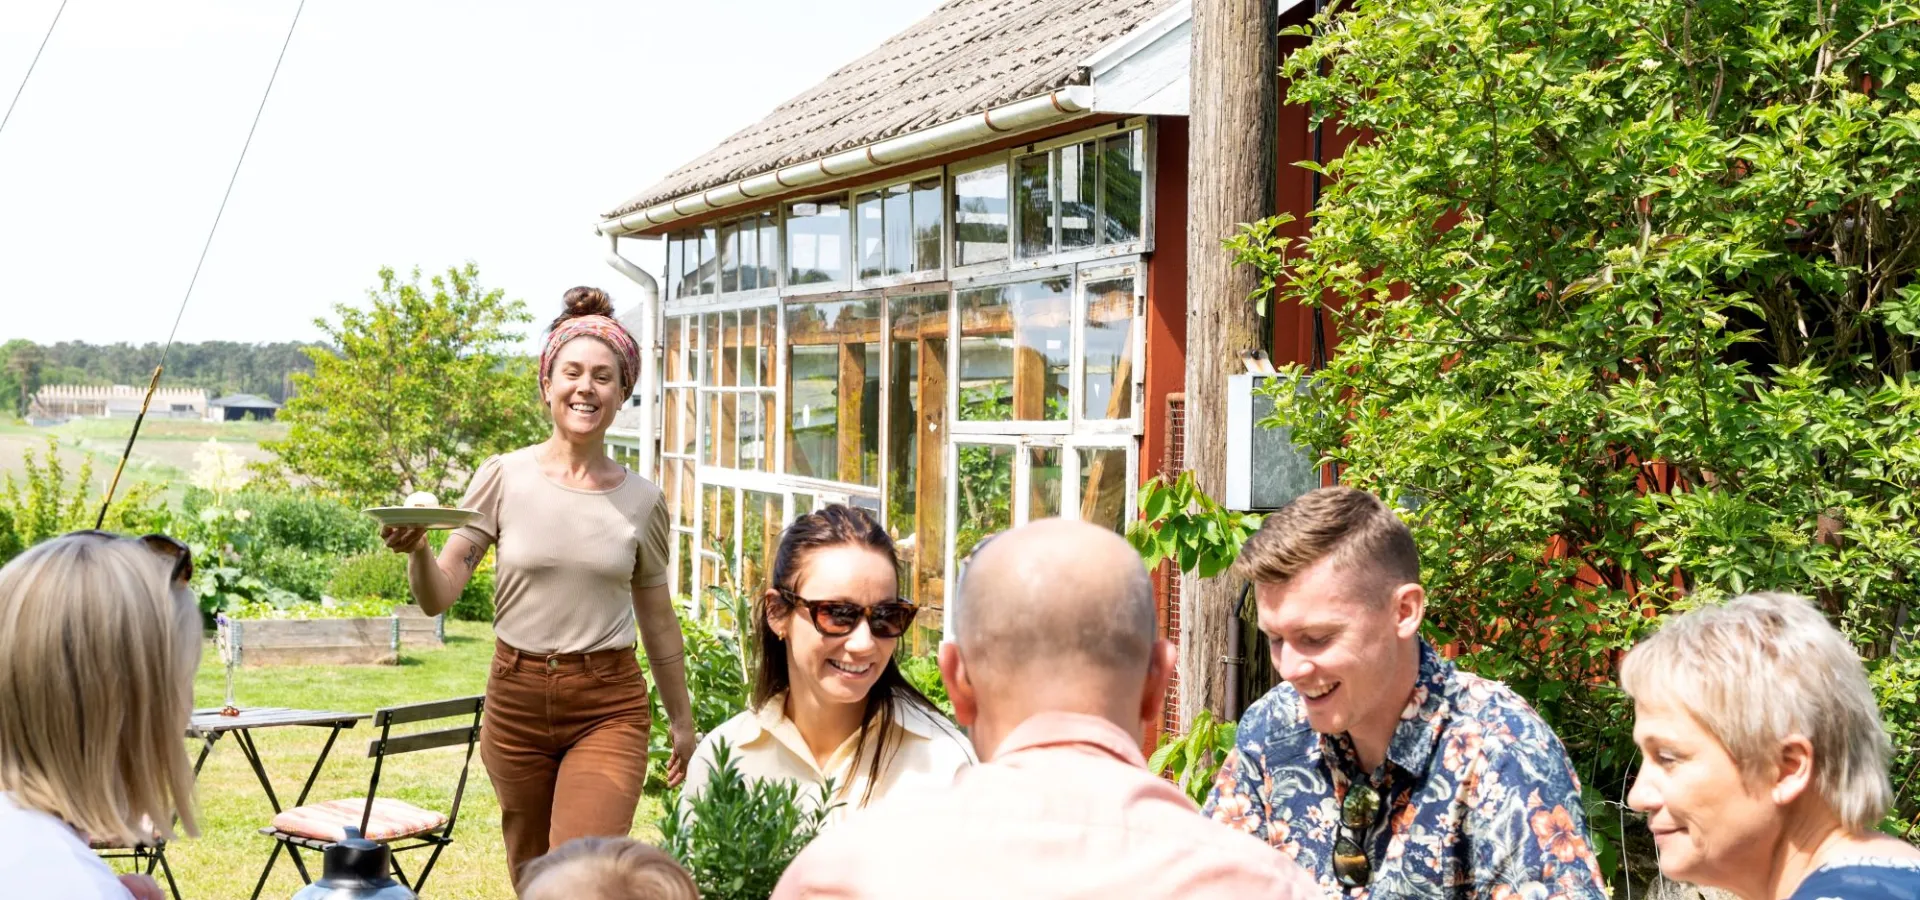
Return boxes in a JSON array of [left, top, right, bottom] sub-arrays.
[[684, 505, 972, 821]]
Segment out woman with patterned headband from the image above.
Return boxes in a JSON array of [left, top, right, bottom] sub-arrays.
[[382, 287, 694, 889]]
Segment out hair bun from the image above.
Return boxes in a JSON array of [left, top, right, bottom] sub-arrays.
[[561, 286, 615, 319]]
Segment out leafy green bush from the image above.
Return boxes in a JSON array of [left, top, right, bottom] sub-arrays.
[[328, 552, 412, 605], [450, 555, 494, 622], [0, 437, 170, 566], [227, 596, 397, 619], [640, 595, 752, 789], [896, 653, 953, 718], [233, 489, 378, 557], [246, 544, 337, 603], [660, 740, 835, 900], [1125, 472, 1264, 578], [1148, 709, 1237, 806]]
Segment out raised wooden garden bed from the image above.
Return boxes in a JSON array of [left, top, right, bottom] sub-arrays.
[[223, 617, 401, 667], [395, 604, 446, 649]]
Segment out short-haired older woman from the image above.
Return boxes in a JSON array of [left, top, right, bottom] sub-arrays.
[[1622, 592, 1920, 900], [0, 532, 200, 900]]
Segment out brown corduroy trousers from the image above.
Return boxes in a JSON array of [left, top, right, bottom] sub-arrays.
[[481, 640, 651, 890]]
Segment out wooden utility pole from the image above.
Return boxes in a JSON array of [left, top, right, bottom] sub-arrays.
[[1182, 0, 1278, 725]]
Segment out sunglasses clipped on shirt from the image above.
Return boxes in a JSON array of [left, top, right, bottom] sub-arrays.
[[778, 589, 917, 639], [1332, 780, 1382, 888], [65, 529, 195, 587]]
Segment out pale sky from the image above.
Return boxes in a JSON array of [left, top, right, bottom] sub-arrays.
[[0, 0, 941, 351]]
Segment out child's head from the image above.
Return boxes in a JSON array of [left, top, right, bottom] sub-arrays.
[[520, 837, 697, 900]]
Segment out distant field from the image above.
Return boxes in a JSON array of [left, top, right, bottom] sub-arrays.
[[0, 418, 287, 503]]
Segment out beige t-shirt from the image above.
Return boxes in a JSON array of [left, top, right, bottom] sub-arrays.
[[453, 446, 670, 655]]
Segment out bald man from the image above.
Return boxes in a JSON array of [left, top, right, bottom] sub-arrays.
[[772, 519, 1317, 899]]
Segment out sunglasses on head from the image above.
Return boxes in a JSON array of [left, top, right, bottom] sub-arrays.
[[65, 529, 194, 586], [778, 589, 917, 639], [1332, 780, 1382, 888]]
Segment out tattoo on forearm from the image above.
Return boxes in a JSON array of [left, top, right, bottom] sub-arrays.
[[462, 544, 481, 572]]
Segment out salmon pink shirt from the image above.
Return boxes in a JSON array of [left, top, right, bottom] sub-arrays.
[[772, 711, 1319, 899]]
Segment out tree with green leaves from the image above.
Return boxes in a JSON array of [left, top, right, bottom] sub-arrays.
[[1233, 0, 1920, 861], [264, 264, 547, 509], [0, 339, 46, 417]]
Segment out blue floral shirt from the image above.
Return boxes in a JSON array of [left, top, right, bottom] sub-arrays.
[[1203, 641, 1608, 899]]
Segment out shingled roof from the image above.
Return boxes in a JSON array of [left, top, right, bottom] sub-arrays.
[[603, 0, 1176, 221]]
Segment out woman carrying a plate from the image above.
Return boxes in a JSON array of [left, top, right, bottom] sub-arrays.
[[382, 287, 693, 889]]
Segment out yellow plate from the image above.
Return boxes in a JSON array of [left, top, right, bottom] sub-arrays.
[[362, 507, 480, 530]]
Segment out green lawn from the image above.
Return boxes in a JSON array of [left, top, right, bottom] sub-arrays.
[[110, 620, 665, 899]]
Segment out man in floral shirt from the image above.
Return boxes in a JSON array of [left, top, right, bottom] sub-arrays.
[[1202, 487, 1608, 898]]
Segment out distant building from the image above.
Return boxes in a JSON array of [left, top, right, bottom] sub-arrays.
[[207, 394, 281, 422], [29, 385, 209, 421]]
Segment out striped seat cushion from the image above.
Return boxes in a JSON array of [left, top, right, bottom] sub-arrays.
[[269, 798, 447, 842]]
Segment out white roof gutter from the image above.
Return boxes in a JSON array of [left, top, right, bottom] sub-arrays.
[[595, 85, 1095, 237]]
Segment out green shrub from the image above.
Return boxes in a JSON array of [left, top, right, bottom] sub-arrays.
[[246, 545, 338, 603], [660, 739, 835, 900], [640, 595, 752, 790], [235, 489, 379, 557], [896, 653, 953, 718], [328, 552, 412, 605], [0, 437, 170, 560], [450, 556, 494, 622], [227, 596, 397, 619]]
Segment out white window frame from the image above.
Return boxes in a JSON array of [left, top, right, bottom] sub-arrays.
[[781, 193, 854, 297], [849, 166, 948, 290]]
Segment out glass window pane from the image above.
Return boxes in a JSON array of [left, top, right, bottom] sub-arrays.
[[953, 163, 1009, 267], [663, 387, 688, 457], [759, 212, 780, 290], [705, 393, 722, 467], [1101, 131, 1145, 244], [758, 306, 777, 387], [787, 198, 847, 285], [704, 316, 722, 387], [677, 231, 702, 300], [720, 393, 739, 469], [741, 491, 781, 594], [698, 314, 714, 387], [857, 190, 885, 280], [665, 317, 688, 383], [738, 218, 759, 292], [1082, 274, 1138, 420], [741, 309, 761, 389], [1014, 153, 1052, 258], [674, 460, 695, 527], [1059, 142, 1098, 250], [1078, 447, 1129, 533], [888, 293, 949, 610], [1029, 446, 1063, 520], [912, 178, 942, 273], [884, 183, 912, 277], [699, 227, 718, 295], [675, 531, 693, 594], [955, 444, 1013, 561], [740, 394, 764, 471], [957, 276, 1071, 422], [666, 236, 683, 301], [790, 493, 816, 522], [785, 299, 881, 485], [719, 223, 739, 293]]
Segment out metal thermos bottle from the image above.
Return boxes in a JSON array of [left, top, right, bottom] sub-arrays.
[[288, 827, 417, 900]]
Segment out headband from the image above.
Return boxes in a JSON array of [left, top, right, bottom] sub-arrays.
[[540, 315, 640, 396]]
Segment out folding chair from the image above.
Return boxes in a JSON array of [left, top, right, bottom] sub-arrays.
[[91, 837, 182, 900], [251, 696, 483, 899]]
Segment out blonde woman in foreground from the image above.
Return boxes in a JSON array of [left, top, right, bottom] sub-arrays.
[[1622, 591, 1920, 900], [0, 532, 202, 900]]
